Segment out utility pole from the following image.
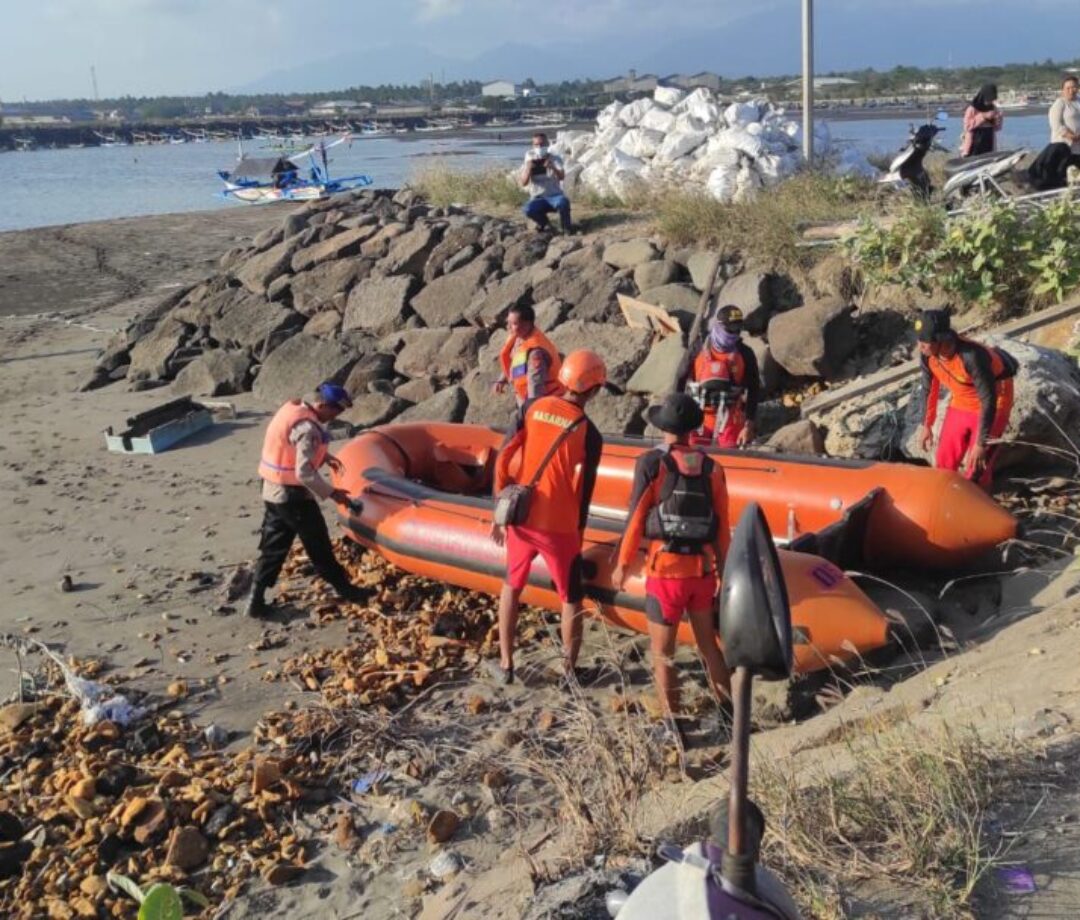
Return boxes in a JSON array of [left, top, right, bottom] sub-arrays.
[[90, 65, 100, 102], [802, 0, 814, 162]]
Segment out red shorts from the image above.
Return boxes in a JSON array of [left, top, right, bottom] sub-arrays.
[[645, 574, 718, 626], [506, 525, 584, 603]]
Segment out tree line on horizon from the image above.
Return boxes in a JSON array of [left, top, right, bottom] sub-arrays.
[[8, 57, 1080, 120]]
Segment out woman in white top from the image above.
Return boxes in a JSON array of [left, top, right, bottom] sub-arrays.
[[1048, 75, 1080, 155]]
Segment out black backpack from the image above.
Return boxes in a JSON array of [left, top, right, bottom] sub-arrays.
[[643, 449, 718, 546]]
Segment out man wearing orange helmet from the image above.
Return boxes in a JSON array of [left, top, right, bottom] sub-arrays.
[[489, 349, 607, 686]]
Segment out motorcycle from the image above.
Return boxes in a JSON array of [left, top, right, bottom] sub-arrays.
[[606, 504, 803, 920], [879, 114, 948, 199]]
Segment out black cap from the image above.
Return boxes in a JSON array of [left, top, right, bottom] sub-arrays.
[[716, 304, 744, 330], [915, 309, 952, 343], [646, 392, 705, 436]]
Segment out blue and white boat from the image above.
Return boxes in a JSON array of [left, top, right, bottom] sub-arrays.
[[218, 133, 373, 204]]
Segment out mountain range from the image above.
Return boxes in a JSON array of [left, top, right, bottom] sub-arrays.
[[239, 5, 1080, 94]]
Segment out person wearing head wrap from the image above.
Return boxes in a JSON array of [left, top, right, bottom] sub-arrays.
[[913, 310, 1017, 488], [246, 382, 371, 618], [686, 305, 761, 448], [961, 84, 1003, 157]]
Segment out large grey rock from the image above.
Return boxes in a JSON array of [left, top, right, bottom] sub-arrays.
[[343, 352, 396, 394], [467, 266, 534, 328], [359, 222, 407, 258], [233, 238, 301, 296], [638, 283, 701, 316], [686, 252, 723, 292], [395, 386, 468, 424], [744, 335, 783, 395], [717, 272, 774, 335], [210, 297, 303, 351], [395, 377, 437, 403], [533, 249, 618, 323], [128, 319, 191, 381], [341, 393, 409, 430], [602, 238, 659, 269], [766, 420, 826, 455], [339, 212, 379, 231], [383, 224, 442, 277], [410, 256, 497, 328], [502, 235, 549, 274], [768, 298, 855, 379], [533, 297, 570, 332], [290, 225, 378, 274], [303, 310, 343, 338], [462, 368, 516, 428], [586, 391, 646, 435], [343, 274, 419, 337], [252, 335, 365, 407], [424, 224, 484, 281], [634, 259, 681, 292], [548, 321, 652, 389], [171, 350, 252, 397], [290, 258, 372, 317], [626, 334, 686, 396], [395, 328, 488, 379], [282, 211, 310, 239], [253, 225, 284, 253]]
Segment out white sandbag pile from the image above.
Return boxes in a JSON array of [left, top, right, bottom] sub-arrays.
[[553, 86, 875, 203]]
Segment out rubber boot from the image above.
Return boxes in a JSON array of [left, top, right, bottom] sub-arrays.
[[244, 588, 269, 619]]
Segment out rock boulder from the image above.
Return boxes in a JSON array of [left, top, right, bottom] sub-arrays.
[[549, 321, 652, 389], [394, 328, 488, 379], [252, 335, 365, 407], [766, 420, 826, 455], [128, 319, 191, 381], [633, 259, 681, 292], [625, 333, 686, 396], [395, 386, 468, 424], [171, 350, 252, 397], [233, 238, 301, 296], [410, 256, 497, 328], [210, 297, 303, 351], [290, 225, 379, 274], [343, 274, 419, 337], [768, 299, 855, 379], [384, 224, 442, 278], [290, 259, 372, 317], [602, 239, 659, 269]]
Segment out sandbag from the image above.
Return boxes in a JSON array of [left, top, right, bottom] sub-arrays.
[[617, 127, 665, 160], [724, 101, 762, 127], [640, 107, 678, 134], [618, 98, 655, 128], [653, 85, 686, 108], [597, 101, 623, 131], [656, 129, 709, 163], [706, 164, 739, 202]]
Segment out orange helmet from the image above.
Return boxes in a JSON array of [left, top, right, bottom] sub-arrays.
[[558, 349, 607, 394]]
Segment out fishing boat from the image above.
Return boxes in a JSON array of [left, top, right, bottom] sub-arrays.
[[218, 133, 373, 204]]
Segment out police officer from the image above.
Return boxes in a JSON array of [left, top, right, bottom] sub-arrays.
[[914, 309, 1017, 487], [686, 305, 761, 448], [493, 303, 563, 407], [245, 382, 370, 618]]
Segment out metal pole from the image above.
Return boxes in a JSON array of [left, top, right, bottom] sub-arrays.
[[802, 0, 814, 162]]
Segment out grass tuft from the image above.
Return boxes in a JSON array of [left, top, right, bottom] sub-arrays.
[[411, 165, 528, 209], [654, 171, 879, 269], [753, 723, 1037, 918]]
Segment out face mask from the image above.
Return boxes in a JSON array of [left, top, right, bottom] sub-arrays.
[[710, 326, 741, 351], [533, 146, 549, 158]]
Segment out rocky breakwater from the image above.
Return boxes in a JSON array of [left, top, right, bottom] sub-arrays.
[[553, 85, 876, 203], [82, 188, 866, 441]]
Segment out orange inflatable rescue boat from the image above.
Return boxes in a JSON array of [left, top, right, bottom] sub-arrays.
[[333, 423, 1010, 675]]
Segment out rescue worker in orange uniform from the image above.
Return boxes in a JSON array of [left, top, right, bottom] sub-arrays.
[[493, 304, 563, 407], [246, 382, 371, 618], [686, 305, 761, 448], [914, 309, 1017, 488], [613, 392, 732, 726], [489, 350, 607, 686]]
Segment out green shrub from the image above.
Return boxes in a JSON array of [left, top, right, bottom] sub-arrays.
[[847, 196, 1080, 314]]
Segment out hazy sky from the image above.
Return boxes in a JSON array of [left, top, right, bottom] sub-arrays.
[[1, 0, 1074, 101]]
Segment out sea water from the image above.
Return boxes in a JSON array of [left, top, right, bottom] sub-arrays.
[[0, 114, 1056, 233]]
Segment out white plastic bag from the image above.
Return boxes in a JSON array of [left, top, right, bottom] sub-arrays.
[[655, 129, 709, 163], [617, 128, 665, 160], [640, 107, 677, 134], [706, 164, 739, 202], [597, 101, 623, 131], [724, 101, 762, 127], [618, 98, 655, 128], [653, 85, 686, 108]]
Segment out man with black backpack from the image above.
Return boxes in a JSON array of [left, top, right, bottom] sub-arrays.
[[913, 309, 1017, 488], [613, 392, 732, 724]]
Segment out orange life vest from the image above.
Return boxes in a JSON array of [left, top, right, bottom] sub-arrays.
[[499, 329, 562, 402], [258, 401, 330, 486], [514, 395, 588, 533], [928, 340, 1012, 414], [692, 345, 747, 387]]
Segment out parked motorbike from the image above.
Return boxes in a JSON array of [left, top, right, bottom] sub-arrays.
[[606, 504, 803, 920], [880, 114, 948, 199]]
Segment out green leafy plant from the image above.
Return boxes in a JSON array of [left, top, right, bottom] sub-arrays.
[[847, 196, 1080, 314], [107, 873, 209, 920]]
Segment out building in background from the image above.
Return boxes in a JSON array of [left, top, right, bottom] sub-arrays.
[[602, 70, 660, 95], [482, 81, 523, 99]]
